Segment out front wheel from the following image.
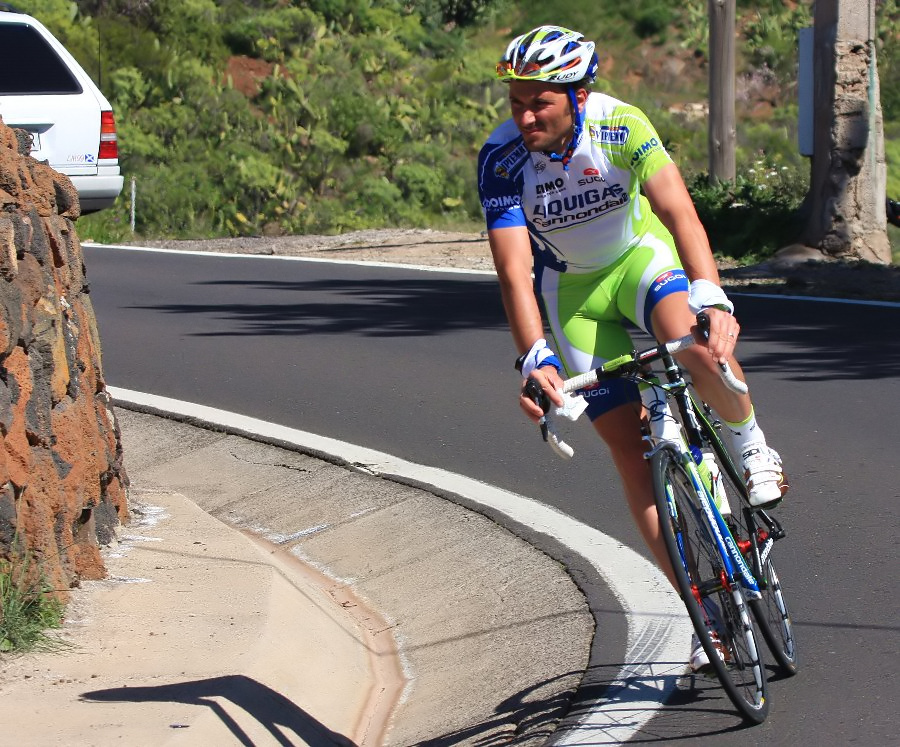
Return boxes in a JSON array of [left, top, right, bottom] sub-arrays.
[[693, 395, 798, 677], [652, 446, 770, 723]]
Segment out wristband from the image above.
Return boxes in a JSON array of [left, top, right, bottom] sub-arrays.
[[515, 338, 562, 378], [688, 278, 734, 315]]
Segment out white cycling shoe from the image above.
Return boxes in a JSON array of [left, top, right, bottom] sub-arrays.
[[741, 442, 789, 509], [690, 631, 729, 674]]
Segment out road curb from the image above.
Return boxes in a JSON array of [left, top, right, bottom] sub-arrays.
[[112, 399, 594, 744]]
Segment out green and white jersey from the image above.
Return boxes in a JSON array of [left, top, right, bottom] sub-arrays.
[[478, 91, 674, 273]]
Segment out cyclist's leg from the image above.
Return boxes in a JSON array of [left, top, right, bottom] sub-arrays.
[[617, 224, 787, 507], [591, 403, 679, 588], [610, 224, 752, 424], [537, 259, 678, 586]]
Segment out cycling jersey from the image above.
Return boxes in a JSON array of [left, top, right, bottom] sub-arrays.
[[477, 91, 674, 274], [478, 92, 689, 419]]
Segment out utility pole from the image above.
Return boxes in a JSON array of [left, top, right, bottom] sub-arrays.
[[708, 0, 735, 184], [803, 0, 889, 263]]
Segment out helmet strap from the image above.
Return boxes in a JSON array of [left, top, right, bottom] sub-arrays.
[[546, 87, 583, 171]]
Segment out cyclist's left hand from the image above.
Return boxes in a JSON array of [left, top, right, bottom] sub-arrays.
[[695, 307, 740, 364]]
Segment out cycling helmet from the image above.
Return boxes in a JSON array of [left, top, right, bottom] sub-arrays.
[[496, 25, 598, 85]]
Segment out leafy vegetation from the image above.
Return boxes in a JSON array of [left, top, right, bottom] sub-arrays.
[[12, 0, 900, 260], [1, 550, 65, 653]]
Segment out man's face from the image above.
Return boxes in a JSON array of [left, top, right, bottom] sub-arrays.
[[508, 80, 579, 155]]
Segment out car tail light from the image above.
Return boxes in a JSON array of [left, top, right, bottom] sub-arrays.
[[98, 110, 119, 160]]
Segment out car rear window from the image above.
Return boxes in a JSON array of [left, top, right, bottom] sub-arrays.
[[0, 23, 82, 95]]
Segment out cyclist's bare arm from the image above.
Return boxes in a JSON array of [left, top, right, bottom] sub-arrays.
[[488, 226, 564, 420], [642, 163, 718, 283]]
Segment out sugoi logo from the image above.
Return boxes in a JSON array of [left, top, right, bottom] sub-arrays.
[[583, 168, 600, 175], [652, 270, 687, 292], [581, 385, 611, 398]]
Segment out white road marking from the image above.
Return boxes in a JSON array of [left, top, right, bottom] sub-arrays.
[[82, 242, 495, 276], [109, 387, 690, 744]]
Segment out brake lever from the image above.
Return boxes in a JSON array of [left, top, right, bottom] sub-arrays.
[[523, 377, 551, 442], [694, 311, 748, 394]]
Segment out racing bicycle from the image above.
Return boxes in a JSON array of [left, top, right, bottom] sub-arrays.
[[525, 313, 797, 723]]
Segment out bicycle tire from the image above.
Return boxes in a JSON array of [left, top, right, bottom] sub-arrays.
[[652, 446, 770, 723], [692, 396, 798, 676], [750, 554, 798, 675]]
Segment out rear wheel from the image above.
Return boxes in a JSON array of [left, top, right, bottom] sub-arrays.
[[726, 508, 798, 676], [751, 555, 797, 674], [652, 446, 770, 723]]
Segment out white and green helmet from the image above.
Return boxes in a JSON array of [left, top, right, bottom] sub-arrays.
[[496, 25, 598, 85]]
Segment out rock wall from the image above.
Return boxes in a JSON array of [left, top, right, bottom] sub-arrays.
[[0, 118, 127, 600]]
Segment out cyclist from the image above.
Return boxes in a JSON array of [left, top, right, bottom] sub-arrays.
[[477, 25, 789, 672]]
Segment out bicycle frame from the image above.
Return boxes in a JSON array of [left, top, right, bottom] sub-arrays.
[[690, 392, 786, 591], [647, 350, 762, 599], [559, 335, 762, 598]]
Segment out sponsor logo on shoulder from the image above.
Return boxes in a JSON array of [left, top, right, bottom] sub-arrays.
[[590, 125, 630, 145], [494, 142, 528, 179], [652, 270, 687, 292], [631, 137, 661, 165]]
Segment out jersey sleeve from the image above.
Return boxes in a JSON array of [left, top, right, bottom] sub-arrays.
[[477, 134, 529, 230], [602, 104, 673, 184]]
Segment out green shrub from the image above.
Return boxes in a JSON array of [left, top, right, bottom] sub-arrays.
[[222, 8, 320, 61], [687, 156, 809, 262]]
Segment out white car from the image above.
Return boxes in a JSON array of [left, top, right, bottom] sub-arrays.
[[0, 8, 123, 213]]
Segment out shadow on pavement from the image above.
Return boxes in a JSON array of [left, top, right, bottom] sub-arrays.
[[83, 674, 353, 746]]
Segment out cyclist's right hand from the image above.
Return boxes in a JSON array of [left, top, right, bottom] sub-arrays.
[[520, 367, 564, 423]]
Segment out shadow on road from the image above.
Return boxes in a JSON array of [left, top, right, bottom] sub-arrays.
[[126, 275, 508, 338]]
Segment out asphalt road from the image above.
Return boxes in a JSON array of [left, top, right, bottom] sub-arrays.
[[84, 245, 900, 745]]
